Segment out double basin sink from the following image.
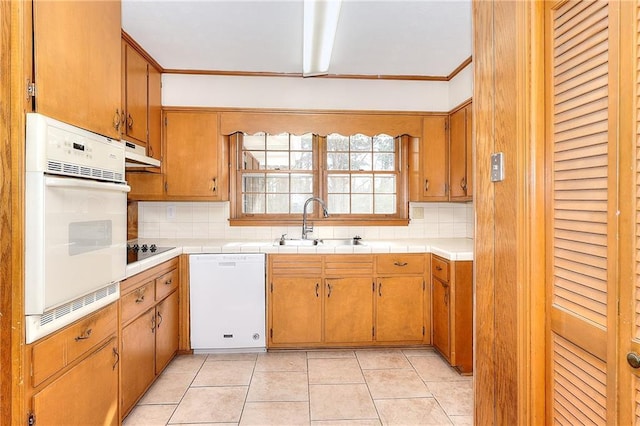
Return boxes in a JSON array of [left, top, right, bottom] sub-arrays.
[[276, 237, 366, 247]]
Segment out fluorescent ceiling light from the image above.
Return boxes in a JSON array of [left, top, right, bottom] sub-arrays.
[[303, 0, 342, 77]]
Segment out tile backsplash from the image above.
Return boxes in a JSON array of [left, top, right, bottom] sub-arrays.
[[137, 201, 474, 241]]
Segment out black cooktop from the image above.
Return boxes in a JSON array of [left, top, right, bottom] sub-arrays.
[[127, 243, 174, 264]]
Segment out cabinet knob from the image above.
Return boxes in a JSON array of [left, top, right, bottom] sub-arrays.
[[627, 352, 640, 369]]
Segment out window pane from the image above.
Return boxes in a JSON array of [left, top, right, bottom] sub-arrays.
[[327, 152, 349, 170], [352, 175, 373, 193], [266, 151, 289, 170], [291, 193, 313, 214], [266, 133, 289, 151], [243, 133, 265, 150], [328, 174, 350, 193], [328, 194, 350, 214], [352, 194, 373, 214], [243, 151, 264, 170], [266, 194, 289, 213], [373, 153, 394, 171], [266, 175, 289, 193], [351, 134, 372, 151], [350, 152, 372, 171], [375, 194, 396, 214], [291, 174, 313, 193], [243, 194, 265, 214], [327, 134, 349, 151], [373, 134, 394, 152], [374, 176, 396, 193], [291, 151, 313, 170], [291, 133, 313, 150], [242, 174, 265, 192]]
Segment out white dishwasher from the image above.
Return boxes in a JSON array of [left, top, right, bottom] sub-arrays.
[[189, 253, 266, 352]]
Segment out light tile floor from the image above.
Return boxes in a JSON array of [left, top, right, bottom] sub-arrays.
[[123, 348, 473, 426]]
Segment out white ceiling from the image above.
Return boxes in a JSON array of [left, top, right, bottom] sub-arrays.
[[121, 0, 472, 78]]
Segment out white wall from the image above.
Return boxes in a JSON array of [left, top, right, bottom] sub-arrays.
[[138, 201, 474, 241], [162, 63, 473, 112]]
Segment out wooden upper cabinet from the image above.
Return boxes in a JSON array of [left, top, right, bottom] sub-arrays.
[[123, 43, 149, 146], [164, 110, 228, 199], [449, 103, 473, 201], [410, 115, 449, 201], [33, 0, 122, 139], [148, 66, 162, 161]]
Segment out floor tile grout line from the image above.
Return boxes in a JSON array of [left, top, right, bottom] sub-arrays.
[[236, 353, 259, 425], [354, 349, 383, 424], [165, 353, 208, 425]]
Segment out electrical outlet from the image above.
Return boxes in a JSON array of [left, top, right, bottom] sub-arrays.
[[166, 205, 176, 219], [490, 152, 505, 182]]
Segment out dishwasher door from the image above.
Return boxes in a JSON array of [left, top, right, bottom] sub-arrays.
[[189, 253, 266, 351]]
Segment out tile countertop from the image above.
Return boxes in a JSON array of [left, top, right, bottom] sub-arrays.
[[125, 238, 473, 279]]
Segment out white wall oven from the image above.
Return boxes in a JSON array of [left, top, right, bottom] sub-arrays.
[[25, 113, 130, 343]]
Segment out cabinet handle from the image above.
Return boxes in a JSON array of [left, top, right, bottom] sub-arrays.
[[424, 179, 429, 192], [127, 113, 133, 129], [378, 282, 382, 297], [460, 178, 467, 191], [315, 282, 319, 297], [112, 347, 120, 370], [157, 311, 163, 328], [165, 278, 173, 286], [435, 266, 442, 271], [113, 110, 121, 131], [75, 328, 92, 341], [151, 315, 156, 333], [394, 261, 408, 267], [212, 177, 217, 193], [327, 283, 332, 298]]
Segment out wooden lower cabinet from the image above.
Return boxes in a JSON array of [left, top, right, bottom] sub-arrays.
[[431, 255, 473, 374], [376, 276, 425, 342], [32, 337, 119, 426], [270, 277, 322, 344], [155, 291, 180, 374], [324, 277, 373, 344], [119, 258, 180, 419], [268, 254, 429, 348], [432, 277, 451, 357], [121, 308, 156, 414], [26, 303, 119, 425]]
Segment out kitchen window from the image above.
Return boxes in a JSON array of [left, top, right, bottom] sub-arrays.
[[229, 132, 409, 225]]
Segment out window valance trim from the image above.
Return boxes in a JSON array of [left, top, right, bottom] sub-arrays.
[[219, 111, 423, 138]]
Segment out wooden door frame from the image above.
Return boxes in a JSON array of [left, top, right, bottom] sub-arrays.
[[473, 0, 546, 423]]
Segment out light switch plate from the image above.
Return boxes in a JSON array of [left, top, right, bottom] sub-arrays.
[[167, 205, 176, 219], [490, 152, 505, 182]]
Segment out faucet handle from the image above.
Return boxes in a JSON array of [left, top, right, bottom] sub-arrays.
[[280, 233, 287, 242]]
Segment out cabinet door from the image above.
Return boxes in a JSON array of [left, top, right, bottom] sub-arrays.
[[32, 337, 119, 426], [376, 277, 424, 342], [464, 103, 473, 198], [165, 111, 223, 198], [271, 277, 322, 344], [33, 0, 121, 139], [155, 291, 179, 374], [420, 116, 449, 201], [324, 277, 374, 344], [432, 277, 450, 360], [148, 65, 162, 161], [120, 309, 156, 416], [124, 44, 148, 145], [449, 106, 467, 199]]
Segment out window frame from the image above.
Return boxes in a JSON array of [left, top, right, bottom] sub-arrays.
[[229, 132, 409, 226]]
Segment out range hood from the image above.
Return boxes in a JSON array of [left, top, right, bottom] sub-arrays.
[[124, 141, 160, 168]]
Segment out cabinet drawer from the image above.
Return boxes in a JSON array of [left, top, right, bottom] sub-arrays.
[[431, 256, 450, 283], [32, 303, 117, 387], [121, 281, 155, 324], [155, 268, 178, 300], [270, 255, 323, 276], [325, 255, 374, 276], [377, 254, 425, 275]]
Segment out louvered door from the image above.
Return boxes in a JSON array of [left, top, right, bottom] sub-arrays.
[[545, 1, 619, 424]]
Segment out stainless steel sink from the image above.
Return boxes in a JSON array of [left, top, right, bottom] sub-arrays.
[[276, 237, 365, 246]]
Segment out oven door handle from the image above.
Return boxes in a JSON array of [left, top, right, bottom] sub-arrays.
[[45, 176, 131, 193]]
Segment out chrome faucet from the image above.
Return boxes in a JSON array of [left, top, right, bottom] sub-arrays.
[[302, 197, 329, 239]]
